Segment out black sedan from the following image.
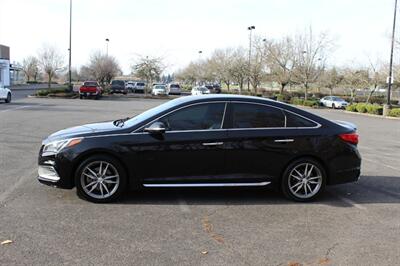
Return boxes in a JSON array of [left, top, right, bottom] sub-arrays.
[[38, 95, 361, 203]]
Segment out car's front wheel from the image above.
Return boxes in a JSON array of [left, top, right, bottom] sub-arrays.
[[75, 155, 127, 203], [281, 158, 326, 202], [5, 93, 11, 103]]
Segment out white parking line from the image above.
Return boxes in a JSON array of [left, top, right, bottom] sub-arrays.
[[337, 195, 367, 211], [178, 198, 191, 213]]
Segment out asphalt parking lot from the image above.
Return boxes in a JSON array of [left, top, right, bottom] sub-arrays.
[[0, 96, 399, 266]]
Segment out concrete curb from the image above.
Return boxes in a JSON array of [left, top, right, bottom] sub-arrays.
[[343, 110, 400, 120]]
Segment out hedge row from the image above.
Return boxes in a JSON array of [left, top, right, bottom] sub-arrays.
[[345, 103, 383, 115], [389, 108, 400, 117]]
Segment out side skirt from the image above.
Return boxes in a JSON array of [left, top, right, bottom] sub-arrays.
[[142, 181, 271, 188]]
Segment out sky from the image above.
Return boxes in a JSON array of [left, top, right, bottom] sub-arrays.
[[0, 0, 398, 74]]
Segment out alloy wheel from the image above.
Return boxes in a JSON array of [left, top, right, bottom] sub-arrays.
[[288, 163, 323, 199], [80, 161, 120, 199]]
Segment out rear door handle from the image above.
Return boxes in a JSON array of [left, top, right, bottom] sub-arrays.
[[274, 139, 294, 143], [202, 142, 224, 146]]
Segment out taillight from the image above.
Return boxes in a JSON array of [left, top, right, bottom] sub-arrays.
[[339, 132, 359, 145]]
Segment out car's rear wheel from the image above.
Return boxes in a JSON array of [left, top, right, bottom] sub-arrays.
[[75, 155, 127, 203], [281, 158, 326, 202], [5, 93, 11, 103], [331, 103, 335, 109]]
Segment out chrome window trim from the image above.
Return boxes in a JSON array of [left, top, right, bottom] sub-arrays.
[[82, 100, 321, 140], [134, 101, 228, 133]]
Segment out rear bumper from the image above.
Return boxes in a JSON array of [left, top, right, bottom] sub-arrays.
[[327, 144, 362, 185]]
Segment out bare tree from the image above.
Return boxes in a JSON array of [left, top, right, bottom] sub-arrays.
[[366, 57, 386, 103], [265, 37, 296, 94], [131, 56, 164, 95], [21, 56, 40, 82], [37, 45, 64, 88], [175, 62, 199, 86], [208, 48, 234, 90], [319, 67, 344, 95], [84, 51, 121, 85], [250, 37, 268, 93], [292, 27, 333, 100], [229, 47, 248, 92], [342, 68, 369, 101]]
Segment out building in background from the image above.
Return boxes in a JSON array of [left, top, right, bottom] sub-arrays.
[[0, 44, 10, 87], [0, 44, 24, 87]]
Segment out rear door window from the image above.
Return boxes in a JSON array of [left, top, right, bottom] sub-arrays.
[[228, 103, 285, 128]]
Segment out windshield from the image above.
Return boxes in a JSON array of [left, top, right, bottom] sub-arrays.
[[136, 82, 145, 86], [83, 82, 98, 87], [112, 80, 125, 85], [155, 85, 166, 89], [332, 97, 343, 101], [170, 84, 180, 88]]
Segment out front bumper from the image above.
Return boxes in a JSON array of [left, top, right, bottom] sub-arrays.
[[37, 149, 75, 189]]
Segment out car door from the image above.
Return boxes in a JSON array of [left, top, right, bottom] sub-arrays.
[[134, 102, 229, 185], [223, 102, 318, 183]]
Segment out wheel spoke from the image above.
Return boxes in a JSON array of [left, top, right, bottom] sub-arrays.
[[291, 174, 302, 181], [84, 181, 97, 189], [307, 165, 314, 178], [101, 183, 110, 195], [83, 172, 96, 180], [104, 175, 118, 180], [306, 183, 313, 194], [290, 182, 302, 190], [98, 162, 103, 175], [304, 164, 308, 177], [294, 169, 303, 177], [104, 180, 118, 184], [87, 167, 98, 177], [88, 183, 98, 193], [308, 176, 321, 181], [102, 163, 109, 176], [308, 180, 319, 184], [294, 183, 303, 193], [99, 183, 104, 197], [304, 183, 308, 196]]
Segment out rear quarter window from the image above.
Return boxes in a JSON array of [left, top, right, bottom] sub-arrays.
[[285, 111, 318, 128]]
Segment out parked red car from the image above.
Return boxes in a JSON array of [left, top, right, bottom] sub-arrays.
[[79, 81, 103, 99]]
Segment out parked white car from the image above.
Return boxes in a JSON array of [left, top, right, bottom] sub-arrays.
[[0, 85, 11, 103], [126, 81, 135, 92], [320, 96, 349, 109], [134, 82, 146, 93], [152, 84, 168, 96], [191, 86, 210, 96], [167, 83, 181, 95]]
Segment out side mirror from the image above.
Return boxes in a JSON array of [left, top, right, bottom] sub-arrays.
[[144, 121, 166, 134]]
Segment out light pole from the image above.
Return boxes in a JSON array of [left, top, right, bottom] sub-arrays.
[[68, 0, 72, 91], [247, 25, 255, 91], [385, 0, 398, 115], [105, 38, 110, 56]]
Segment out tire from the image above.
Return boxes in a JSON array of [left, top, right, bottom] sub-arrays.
[[79, 95, 83, 99], [5, 93, 11, 103], [331, 103, 335, 109], [281, 158, 326, 202], [75, 155, 127, 203]]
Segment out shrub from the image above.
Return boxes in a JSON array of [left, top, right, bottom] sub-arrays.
[[355, 103, 368, 113], [365, 104, 383, 115], [303, 100, 319, 107], [275, 94, 291, 102], [389, 108, 400, 117], [35, 88, 69, 96], [346, 104, 357, 112]]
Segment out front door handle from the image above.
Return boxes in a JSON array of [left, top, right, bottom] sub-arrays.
[[274, 139, 294, 143], [202, 142, 224, 146]]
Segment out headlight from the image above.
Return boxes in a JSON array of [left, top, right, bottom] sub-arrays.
[[42, 138, 82, 156]]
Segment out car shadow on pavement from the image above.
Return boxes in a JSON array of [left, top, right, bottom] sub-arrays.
[[116, 175, 400, 207]]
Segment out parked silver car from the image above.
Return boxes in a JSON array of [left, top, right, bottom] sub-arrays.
[[320, 96, 349, 109]]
